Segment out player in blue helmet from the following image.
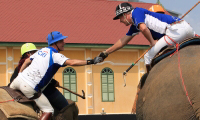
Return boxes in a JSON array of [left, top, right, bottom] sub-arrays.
[[10, 31, 102, 120], [97, 2, 195, 73]]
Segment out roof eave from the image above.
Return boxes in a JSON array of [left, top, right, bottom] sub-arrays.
[[0, 42, 149, 49]]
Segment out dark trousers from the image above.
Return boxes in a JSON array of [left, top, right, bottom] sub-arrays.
[[43, 84, 69, 111]]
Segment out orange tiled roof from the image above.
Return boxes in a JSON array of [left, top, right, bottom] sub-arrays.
[[0, 0, 170, 45]]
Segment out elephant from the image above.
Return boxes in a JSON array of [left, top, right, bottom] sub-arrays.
[[0, 87, 79, 120], [136, 38, 200, 120]]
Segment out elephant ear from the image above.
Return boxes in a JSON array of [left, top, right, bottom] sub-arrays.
[[138, 73, 148, 89], [55, 100, 79, 120]]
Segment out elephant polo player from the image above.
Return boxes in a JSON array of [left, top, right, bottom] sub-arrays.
[[96, 2, 195, 73], [9, 31, 102, 120]]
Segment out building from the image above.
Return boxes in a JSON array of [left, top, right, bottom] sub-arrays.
[[0, 0, 170, 114]]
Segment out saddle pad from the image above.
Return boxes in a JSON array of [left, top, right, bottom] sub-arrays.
[[0, 88, 38, 120]]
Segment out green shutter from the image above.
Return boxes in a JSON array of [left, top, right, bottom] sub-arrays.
[[71, 84, 76, 92], [102, 93, 108, 101], [70, 75, 76, 83], [64, 75, 69, 83], [109, 93, 114, 101], [108, 75, 113, 83], [102, 84, 108, 92], [63, 67, 77, 102], [102, 75, 107, 83], [64, 83, 69, 89], [108, 84, 114, 92], [71, 94, 76, 101], [101, 67, 115, 102]]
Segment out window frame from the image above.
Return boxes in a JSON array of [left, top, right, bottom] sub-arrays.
[[101, 67, 115, 102], [63, 67, 77, 102]]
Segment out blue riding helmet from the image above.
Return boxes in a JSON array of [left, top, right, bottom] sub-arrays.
[[47, 31, 68, 46]]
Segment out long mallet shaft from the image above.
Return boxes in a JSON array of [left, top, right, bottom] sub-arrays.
[[180, 1, 200, 19], [58, 86, 85, 99], [123, 47, 151, 76]]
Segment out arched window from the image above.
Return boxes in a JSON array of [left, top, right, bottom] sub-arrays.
[[63, 67, 77, 102], [101, 67, 115, 102]]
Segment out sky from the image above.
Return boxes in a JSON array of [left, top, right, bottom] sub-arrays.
[[141, 0, 200, 35]]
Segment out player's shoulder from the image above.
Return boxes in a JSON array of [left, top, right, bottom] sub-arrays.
[[132, 7, 149, 16], [52, 52, 66, 58], [134, 7, 148, 12], [39, 47, 50, 52]]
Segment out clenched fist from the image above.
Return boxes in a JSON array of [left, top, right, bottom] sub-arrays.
[[87, 57, 103, 65], [98, 51, 108, 60]]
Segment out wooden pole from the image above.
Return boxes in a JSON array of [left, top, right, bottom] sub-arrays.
[[180, 1, 200, 19], [123, 47, 151, 76]]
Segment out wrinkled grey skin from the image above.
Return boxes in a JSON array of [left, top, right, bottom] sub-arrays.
[[136, 45, 200, 120]]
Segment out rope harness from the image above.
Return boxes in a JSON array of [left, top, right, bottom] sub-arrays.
[[195, 34, 200, 37], [0, 99, 14, 103], [164, 34, 192, 106]]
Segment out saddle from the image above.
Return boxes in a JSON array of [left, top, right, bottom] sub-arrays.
[[151, 37, 200, 67], [0, 86, 39, 112]]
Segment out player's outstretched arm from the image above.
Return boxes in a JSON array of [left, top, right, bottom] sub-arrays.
[[98, 35, 134, 60], [64, 57, 103, 66]]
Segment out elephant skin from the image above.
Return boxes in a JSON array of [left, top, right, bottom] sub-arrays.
[[136, 45, 200, 120]]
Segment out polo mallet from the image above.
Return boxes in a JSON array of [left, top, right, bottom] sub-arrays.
[[123, 47, 151, 87], [58, 85, 85, 99], [180, 1, 200, 19]]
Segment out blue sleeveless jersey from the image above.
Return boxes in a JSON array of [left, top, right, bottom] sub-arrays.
[[126, 7, 181, 40]]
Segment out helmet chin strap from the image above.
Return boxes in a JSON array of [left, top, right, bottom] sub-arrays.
[[55, 42, 61, 52], [123, 14, 131, 25], [28, 52, 32, 56]]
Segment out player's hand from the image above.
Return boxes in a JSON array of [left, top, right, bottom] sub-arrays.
[[93, 57, 103, 64], [87, 57, 103, 65], [98, 51, 108, 60]]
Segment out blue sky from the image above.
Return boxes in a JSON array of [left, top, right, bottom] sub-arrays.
[[141, 0, 200, 35]]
